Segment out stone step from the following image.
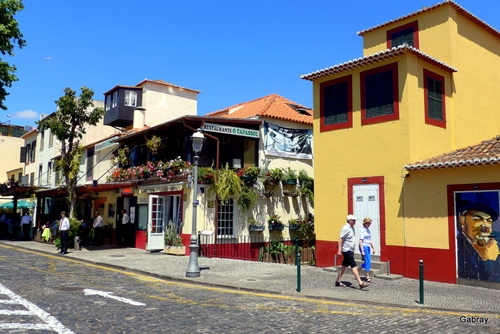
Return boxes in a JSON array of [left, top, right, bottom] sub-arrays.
[[323, 254, 402, 280]]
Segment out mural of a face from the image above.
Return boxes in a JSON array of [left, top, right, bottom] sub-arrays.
[[461, 210, 493, 245], [460, 209, 498, 261]]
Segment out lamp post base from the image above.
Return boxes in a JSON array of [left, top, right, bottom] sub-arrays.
[[185, 239, 200, 278]]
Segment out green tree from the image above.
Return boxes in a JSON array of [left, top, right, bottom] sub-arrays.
[[0, 0, 26, 110], [37, 87, 105, 218]]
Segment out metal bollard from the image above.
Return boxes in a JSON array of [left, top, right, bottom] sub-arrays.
[[74, 236, 81, 251], [296, 237, 301, 293], [419, 259, 424, 304]]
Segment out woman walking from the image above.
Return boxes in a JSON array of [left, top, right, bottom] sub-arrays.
[[360, 218, 375, 282]]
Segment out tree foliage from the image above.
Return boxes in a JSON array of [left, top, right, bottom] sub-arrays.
[[37, 87, 105, 218], [0, 0, 26, 110]]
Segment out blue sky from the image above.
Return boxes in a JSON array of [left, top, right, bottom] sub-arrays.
[[2, 0, 499, 127]]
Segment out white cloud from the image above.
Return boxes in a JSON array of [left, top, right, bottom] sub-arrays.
[[14, 110, 38, 119]]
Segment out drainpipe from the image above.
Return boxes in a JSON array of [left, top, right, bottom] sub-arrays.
[[182, 119, 220, 252]]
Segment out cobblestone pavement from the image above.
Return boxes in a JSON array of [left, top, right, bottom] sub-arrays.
[[0, 246, 498, 333]]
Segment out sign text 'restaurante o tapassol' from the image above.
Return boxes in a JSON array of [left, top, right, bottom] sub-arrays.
[[201, 123, 259, 139]]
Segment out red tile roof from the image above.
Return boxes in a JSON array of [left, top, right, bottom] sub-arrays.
[[357, 0, 500, 40], [405, 135, 500, 170], [300, 44, 456, 81], [136, 79, 201, 94], [206, 94, 313, 125]]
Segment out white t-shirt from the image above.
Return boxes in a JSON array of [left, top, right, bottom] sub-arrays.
[[122, 213, 130, 225], [360, 227, 371, 247]]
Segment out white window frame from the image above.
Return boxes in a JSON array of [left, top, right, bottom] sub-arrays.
[[112, 91, 118, 108], [125, 91, 137, 107]]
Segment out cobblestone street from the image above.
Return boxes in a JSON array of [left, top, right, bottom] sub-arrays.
[[0, 246, 498, 333]]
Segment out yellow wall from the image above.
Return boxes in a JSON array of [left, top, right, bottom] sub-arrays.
[[403, 164, 500, 249]]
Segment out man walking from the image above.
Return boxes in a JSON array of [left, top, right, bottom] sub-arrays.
[[20, 211, 32, 240], [58, 211, 70, 255], [335, 215, 371, 289]]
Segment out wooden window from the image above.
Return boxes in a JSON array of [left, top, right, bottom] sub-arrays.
[[387, 21, 419, 49], [217, 199, 235, 236], [424, 69, 446, 128], [361, 63, 399, 125], [320, 75, 352, 131]]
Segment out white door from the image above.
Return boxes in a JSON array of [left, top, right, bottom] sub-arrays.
[[353, 184, 380, 255], [147, 195, 165, 251]]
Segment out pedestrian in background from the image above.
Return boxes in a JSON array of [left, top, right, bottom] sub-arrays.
[[58, 211, 70, 255], [20, 211, 33, 240], [121, 209, 132, 247], [360, 218, 376, 282], [92, 211, 103, 246], [335, 214, 371, 289]]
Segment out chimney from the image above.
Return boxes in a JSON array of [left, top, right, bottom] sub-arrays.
[[133, 107, 146, 129]]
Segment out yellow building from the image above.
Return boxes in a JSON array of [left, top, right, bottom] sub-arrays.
[[301, 1, 500, 286]]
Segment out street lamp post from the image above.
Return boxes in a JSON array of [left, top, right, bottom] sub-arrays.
[[186, 129, 205, 278]]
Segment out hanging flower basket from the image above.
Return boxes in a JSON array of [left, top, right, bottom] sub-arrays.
[[242, 175, 257, 186], [249, 225, 265, 232], [269, 222, 285, 231], [282, 178, 297, 186]]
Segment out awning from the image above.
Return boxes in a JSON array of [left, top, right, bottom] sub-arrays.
[[0, 200, 35, 210]]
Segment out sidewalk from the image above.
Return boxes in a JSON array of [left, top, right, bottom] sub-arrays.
[[1, 240, 499, 315]]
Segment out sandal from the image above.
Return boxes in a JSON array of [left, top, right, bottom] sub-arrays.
[[359, 282, 371, 289], [335, 281, 346, 287]]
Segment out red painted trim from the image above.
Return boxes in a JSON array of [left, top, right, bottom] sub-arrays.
[[135, 230, 147, 250], [386, 245, 456, 283], [316, 240, 338, 267], [386, 21, 419, 49], [423, 69, 446, 128], [347, 176, 387, 260], [360, 63, 400, 126], [319, 75, 353, 132]]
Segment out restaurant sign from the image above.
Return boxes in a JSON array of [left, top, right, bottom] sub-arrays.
[[201, 123, 259, 139]]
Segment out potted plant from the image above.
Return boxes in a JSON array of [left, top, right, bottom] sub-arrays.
[[145, 135, 162, 155], [248, 217, 265, 232], [263, 168, 284, 187], [268, 215, 284, 231], [297, 213, 314, 237], [164, 220, 186, 255], [237, 166, 261, 186], [237, 186, 258, 212], [298, 170, 314, 205], [169, 157, 191, 175], [197, 166, 216, 184], [288, 218, 300, 231], [209, 163, 243, 202], [263, 189, 274, 198], [116, 146, 130, 168], [282, 167, 298, 185]]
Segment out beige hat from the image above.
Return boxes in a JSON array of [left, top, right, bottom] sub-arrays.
[[346, 214, 357, 221]]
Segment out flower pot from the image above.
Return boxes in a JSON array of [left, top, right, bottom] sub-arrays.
[[164, 245, 186, 256], [249, 225, 265, 232], [283, 179, 297, 186], [289, 223, 299, 231], [269, 222, 284, 231], [242, 175, 257, 186]]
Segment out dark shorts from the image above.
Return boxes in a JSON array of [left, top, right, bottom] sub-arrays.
[[342, 251, 357, 268]]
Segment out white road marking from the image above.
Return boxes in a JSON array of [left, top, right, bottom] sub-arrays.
[[84, 288, 146, 306], [0, 282, 75, 334]]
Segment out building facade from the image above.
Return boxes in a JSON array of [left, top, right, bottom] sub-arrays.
[[301, 1, 500, 287]]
